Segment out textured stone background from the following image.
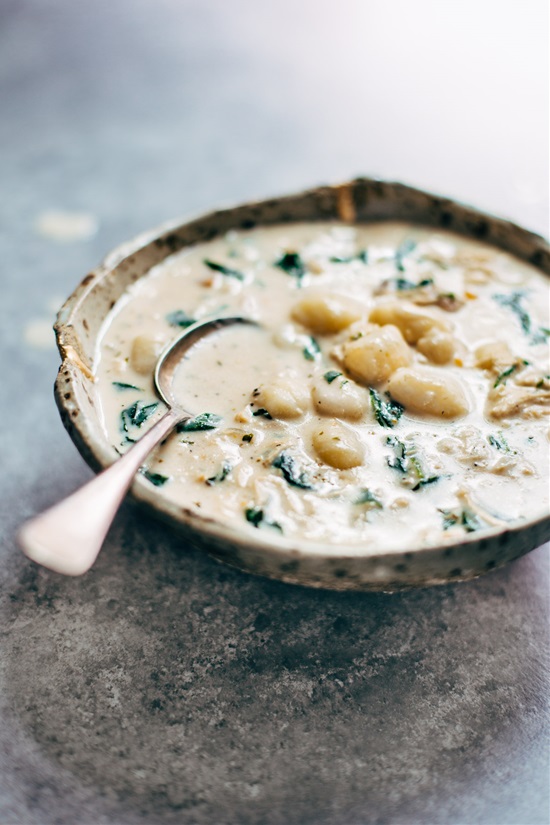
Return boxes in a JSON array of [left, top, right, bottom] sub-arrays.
[[0, 2, 548, 823]]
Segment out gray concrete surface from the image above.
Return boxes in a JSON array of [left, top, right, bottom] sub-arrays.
[[1, 2, 548, 823]]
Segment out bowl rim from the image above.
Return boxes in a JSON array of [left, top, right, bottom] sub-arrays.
[[53, 177, 550, 587]]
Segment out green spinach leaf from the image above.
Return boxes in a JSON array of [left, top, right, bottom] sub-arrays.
[[177, 413, 222, 432], [274, 252, 306, 282], [120, 401, 158, 433], [166, 309, 195, 328], [272, 451, 314, 490], [140, 469, 169, 486], [203, 259, 244, 280], [370, 389, 404, 428]]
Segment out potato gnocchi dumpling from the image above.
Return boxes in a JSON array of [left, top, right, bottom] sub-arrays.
[[130, 334, 166, 375], [312, 420, 365, 469], [386, 367, 470, 419], [95, 220, 549, 550], [340, 324, 412, 385], [291, 290, 365, 334], [251, 377, 309, 419], [311, 374, 369, 420]]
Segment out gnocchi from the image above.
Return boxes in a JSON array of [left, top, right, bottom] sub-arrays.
[[291, 291, 365, 334], [312, 420, 365, 469], [311, 374, 369, 420], [340, 324, 412, 385], [130, 334, 166, 375], [386, 367, 470, 418], [251, 377, 309, 419]]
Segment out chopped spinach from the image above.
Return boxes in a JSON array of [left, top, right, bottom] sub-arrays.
[[166, 309, 195, 328], [245, 506, 264, 527], [493, 291, 531, 333], [493, 364, 519, 388], [488, 432, 511, 452], [388, 276, 434, 291], [395, 239, 417, 272], [370, 389, 404, 428], [386, 436, 407, 472], [461, 508, 486, 533], [386, 436, 441, 490], [440, 510, 460, 530], [245, 507, 282, 532], [177, 412, 222, 432], [252, 408, 272, 419], [140, 469, 169, 487], [272, 451, 314, 490], [274, 251, 306, 282], [329, 249, 368, 264], [206, 462, 232, 486], [120, 400, 158, 433], [354, 489, 383, 508], [203, 259, 244, 280], [303, 336, 321, 361], [440, 507, 487, 533], [324, 370, 343, 384], [112, 381, 142, 391], [494, 292, 550, 344], [412, 474, 441, 491]]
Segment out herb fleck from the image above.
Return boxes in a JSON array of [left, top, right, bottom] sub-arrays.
[[440, 507, 487, 533], [177, 413, 222, 432], [493, 364, 519, 388], [412, 474, 441, 490], [391, 276, 434, 291], [303, 336, 321, 361], [252, 408, 272, 419], [203, 259, 244, 280], [330, 249, 368, 264], [245, 507, 282, 532], [274, 251, 306, 283], [324, 370, 343, 384], [112, 381, 142, 391], [493, 291, 531, 334], [354, 489, 383, 508], [242, 433, 254, 442], [370, 389, 404, 428], [140, 469, 169, 487], [166, 309, 195, 328], [395, 239, 417, 272], [386, 436, 407, 472], [386, 436, 442, 490], [120, 401, 158, 434], [206, 462, 232, 486], [488, 432, 511, 452], [441, 510, 459, 530], [461, 508, 486, 533], [272, 451, 314, 490]]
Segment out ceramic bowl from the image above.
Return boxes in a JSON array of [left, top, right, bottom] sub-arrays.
[[54, 178, 550, 590]]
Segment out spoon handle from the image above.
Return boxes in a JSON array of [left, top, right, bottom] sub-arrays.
[[17, 409, 182, 576]]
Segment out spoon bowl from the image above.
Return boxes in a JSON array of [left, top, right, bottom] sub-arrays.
[[155, 316, 257, 409], [17, 316, 254, 576]]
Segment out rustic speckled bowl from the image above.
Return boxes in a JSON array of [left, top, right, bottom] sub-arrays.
[[55, 178, 550, 590]]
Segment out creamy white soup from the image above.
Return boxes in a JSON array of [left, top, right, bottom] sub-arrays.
[[95, 222, 550, 550]]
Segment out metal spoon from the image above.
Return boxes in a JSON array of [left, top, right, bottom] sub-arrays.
[[17, 316, 254, 577]]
